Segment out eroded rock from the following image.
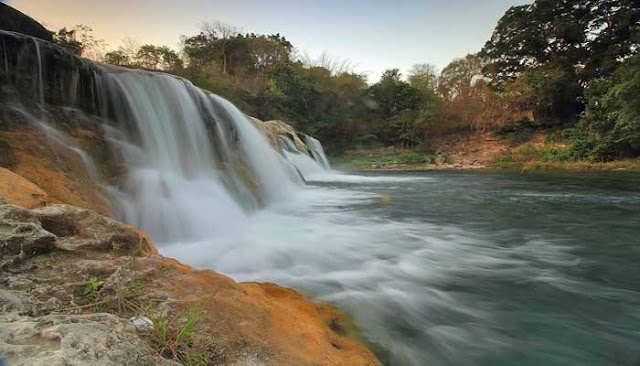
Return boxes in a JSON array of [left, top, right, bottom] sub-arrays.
[[0, 168, 48, 209], [0, 202, 380, 366], [0, 312, 179, 366], [251, 118, 310, 154]]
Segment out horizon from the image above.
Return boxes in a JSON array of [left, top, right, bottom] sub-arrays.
[[5, 0, 531, 82]]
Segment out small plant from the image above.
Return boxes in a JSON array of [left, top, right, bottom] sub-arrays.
[[146, 305, 206, 365], [111, 240, 123, 251], [126, 243, 142, 268], [115, 282, 146, 314], [83, 277, 104, 302]]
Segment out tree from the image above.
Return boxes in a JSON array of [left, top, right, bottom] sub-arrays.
[[368, 69, 434, 145], [581, 54, 640, 160], [134, 45, 183, 71], [104, 50, 129, 66], [202, 21, 240, 74], [520, 64, 583, 123], [480, 1, 590, 83], [438, 55, 483, 100], [135, 44, 164, 69], [54, 27, 83, 55], [584, 0, 640, 78], [248, 33, 293, 76], [54, 24, 106, 61], [482, 0, 640, 83], [408, 63, 438, 94], [182, 32, 217, 70], [159, 47, 183, 71]]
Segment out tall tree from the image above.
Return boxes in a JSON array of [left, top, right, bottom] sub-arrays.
[[438, 55, 483, 100], [408, 63, 439, 94], [202, 21, 240, 74]]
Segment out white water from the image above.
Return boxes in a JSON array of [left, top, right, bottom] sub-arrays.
[[278, 135, 333, 180], [305, 134, 331, 169], [95, 70, 302, 242], [10, 35, 640, 366]]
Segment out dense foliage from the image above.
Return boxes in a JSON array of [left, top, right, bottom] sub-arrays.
[[63, 0, 639, 160]]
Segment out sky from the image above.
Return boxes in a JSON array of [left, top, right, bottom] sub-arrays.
[[6, 0, 531, 82]]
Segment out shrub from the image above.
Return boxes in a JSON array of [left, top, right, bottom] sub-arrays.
[[396, 152, 427, 164]]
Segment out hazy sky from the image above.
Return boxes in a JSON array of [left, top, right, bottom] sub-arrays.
[[6, 0, 531, 81]]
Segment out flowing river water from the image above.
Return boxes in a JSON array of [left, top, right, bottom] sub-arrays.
[[4, 33, 640, 365], [161, 170, 640, 366]]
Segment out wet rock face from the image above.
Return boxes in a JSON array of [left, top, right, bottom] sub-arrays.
[[0, 3, 53, 42], [0, 30, 102, 117], [252, 118, 310, 153]]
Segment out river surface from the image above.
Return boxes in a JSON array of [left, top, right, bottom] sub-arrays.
[[162, 170, 640, 366]]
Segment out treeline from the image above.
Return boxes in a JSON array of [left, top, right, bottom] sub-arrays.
[[56, 0, 639, 160]]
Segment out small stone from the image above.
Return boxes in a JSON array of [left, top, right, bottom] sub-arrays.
[[46, 297, 61, 310], [130, 316, 153, 330]]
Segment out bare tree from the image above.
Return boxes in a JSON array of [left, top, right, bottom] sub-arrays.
[[299, 50, 356, 75], [119, 37, 141, 62], [408, 63, 438, 93], [201, 21, 240, 74]]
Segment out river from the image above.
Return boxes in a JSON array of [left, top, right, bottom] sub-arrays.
[[161, 170, 640, 366]]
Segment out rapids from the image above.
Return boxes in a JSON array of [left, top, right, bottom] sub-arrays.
[[3, 32, 639, 366]]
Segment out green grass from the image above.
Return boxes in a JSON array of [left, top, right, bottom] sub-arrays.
[[146, 304, 207, 365], [331, 149, 446, 171], [491, 143, 640, 172]]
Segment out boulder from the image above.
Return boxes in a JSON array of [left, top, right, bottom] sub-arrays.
[[251, 118, 310, 153]]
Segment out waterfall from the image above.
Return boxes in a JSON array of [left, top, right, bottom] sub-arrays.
[[278, 136, 328, 179], [98, 69, 302, 242], [304, 135, 331, 170], [1, 32, 304, 243]]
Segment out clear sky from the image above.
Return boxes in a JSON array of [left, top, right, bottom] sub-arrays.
[[6, 0, 531, 82]]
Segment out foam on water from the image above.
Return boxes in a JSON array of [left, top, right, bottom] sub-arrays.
[[10, 35, 639, 366]]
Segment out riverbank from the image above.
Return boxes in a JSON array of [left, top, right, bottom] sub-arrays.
[[0, 170, 380, 366], [331, 135, 640, 173]]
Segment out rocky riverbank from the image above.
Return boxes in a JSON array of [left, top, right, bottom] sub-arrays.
[[0, 173, 379, 366]]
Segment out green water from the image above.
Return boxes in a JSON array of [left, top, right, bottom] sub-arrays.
[[177, 170, 640, 365], [314, 171, 640, 365]]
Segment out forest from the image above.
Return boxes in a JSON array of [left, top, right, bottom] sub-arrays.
[[56, 0, 640, 161]]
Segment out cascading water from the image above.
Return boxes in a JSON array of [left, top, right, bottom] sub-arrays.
[[1, 31, 303, 243], [97, 70, 304, 242], [4, 31, 640, 366], [304, 134, 331, 170], [278, 135, 328, 179]]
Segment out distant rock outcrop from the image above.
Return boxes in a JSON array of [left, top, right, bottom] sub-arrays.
[[0, 3, 53, 42]]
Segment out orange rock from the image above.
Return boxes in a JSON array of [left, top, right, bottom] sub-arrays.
[[0, 203, 380, 366], [0, 167, 48, 208], [0, 125, 111, 215]]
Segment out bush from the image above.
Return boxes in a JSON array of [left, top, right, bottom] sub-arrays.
[[396, 152, 428, 164], [497, 118, 536, 134], [541, 147, 572, 162]]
